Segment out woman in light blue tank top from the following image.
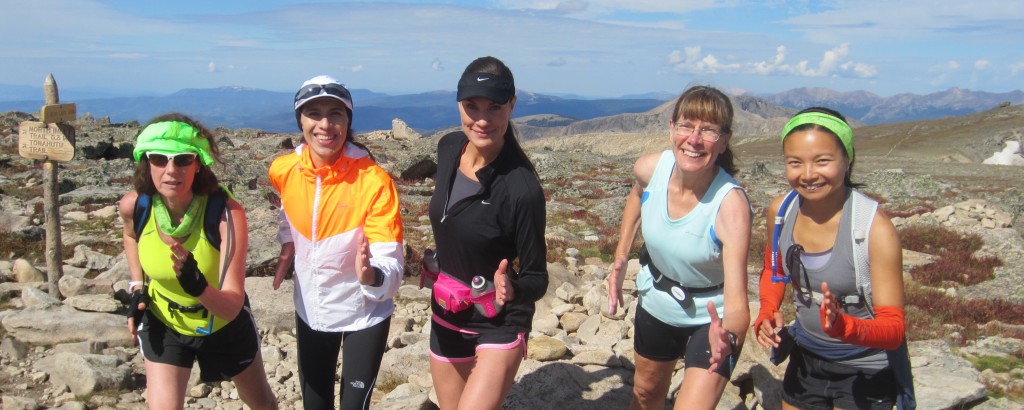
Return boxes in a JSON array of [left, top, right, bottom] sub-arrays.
[[606, 86, 752, 410]]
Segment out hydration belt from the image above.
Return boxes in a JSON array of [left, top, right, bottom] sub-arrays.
[[640, 244, 724, 308]]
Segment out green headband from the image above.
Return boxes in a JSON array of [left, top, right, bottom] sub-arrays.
[[780, 112, 854, 162], [132, 121, 215, 166]]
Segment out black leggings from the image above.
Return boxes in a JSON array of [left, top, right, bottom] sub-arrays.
[[295, 314, 391, 410]]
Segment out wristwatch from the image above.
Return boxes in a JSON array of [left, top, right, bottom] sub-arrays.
[[726, 331, 739, 354], [370, 267, 385, 287]]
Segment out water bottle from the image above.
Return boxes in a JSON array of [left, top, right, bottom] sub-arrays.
[[421, 248, 439, 289], [471, 275, 502, 318]]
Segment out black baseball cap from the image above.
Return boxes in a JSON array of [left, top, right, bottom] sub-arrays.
[[456, 72, 515, 104]]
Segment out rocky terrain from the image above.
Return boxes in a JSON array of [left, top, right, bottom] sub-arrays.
[[0, 103, 1022, 409]]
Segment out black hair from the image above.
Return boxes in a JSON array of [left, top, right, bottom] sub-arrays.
[[785, 106, 862, 188]]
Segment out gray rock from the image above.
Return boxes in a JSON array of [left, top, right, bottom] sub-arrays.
[[1, 337, 29, 360], [0, 395, 40, 410], [63, 245, 115, 271], [2, 305, 130, 346], [59, 276, 116, 298], [559, 311, 588, 333], [377, 383, 432, 410], [21, 286, 60, 309], [35, 352, 132, 396], [65, 294, 120, 313], [244, 277, 296, 333]]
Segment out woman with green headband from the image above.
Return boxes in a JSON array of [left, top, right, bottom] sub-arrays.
[[755, 107, 910, 409], [118, 113, 277, 409]]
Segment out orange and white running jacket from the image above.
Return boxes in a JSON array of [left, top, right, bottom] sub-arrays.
[[269, 142, 404, 332]]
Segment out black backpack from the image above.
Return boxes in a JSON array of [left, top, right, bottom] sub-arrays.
[[133, 187, 229, 248]]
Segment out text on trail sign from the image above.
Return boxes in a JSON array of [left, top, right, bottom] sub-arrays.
[[18, 121, 76, 162]]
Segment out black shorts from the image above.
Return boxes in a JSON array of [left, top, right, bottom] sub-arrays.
[[137, 304, 261, 382], [633, 304, 739, 378], [782, 347, 897, 410], [429, 316, 525, 363]]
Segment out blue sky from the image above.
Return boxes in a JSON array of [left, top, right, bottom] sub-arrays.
[[2, 0, 1022, 99]]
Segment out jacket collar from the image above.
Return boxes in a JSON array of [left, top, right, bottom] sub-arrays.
[[296, 142, 369, 181]]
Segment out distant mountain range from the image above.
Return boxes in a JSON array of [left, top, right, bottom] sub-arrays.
[[1, 84, 1020, 134]]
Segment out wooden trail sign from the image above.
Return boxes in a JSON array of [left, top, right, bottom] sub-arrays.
[[18, 121, 76, 162], [40, 102, 76, 123]]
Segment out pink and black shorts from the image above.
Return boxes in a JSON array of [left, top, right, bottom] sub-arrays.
[[429, 315, 526, 363]]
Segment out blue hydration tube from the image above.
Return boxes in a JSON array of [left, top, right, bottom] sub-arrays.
[[195, 205, 233, 335], [771, 191, 800, 283]]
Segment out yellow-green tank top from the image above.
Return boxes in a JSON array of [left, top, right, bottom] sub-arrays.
[[138, 201, 227, 336]]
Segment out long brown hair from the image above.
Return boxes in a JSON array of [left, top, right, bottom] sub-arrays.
[[132, 113, 222, 196]]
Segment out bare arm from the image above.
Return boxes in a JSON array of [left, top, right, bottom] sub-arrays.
[[714, 188, 752, 342], [187, 199, 249, 321], [606, 153, 658, 315]]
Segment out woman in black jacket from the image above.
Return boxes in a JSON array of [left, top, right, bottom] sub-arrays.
[[426, 56, 548, 410]]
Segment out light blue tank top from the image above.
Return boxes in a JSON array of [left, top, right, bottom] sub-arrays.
[[636, 150, 743, 326]]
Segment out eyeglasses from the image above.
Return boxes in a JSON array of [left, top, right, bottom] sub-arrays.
[[785, 244, 812, 299], [671, 122, 722, 142], [294, 83, 352, 107], [146, 152, 197, 167]]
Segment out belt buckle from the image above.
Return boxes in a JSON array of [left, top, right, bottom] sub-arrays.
[[670, 286, 687, 302]]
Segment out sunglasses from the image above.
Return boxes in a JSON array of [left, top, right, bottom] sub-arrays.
[[294, 83, 352, 105], [146, 152, 197, 167], [785, 244, 813, 299]]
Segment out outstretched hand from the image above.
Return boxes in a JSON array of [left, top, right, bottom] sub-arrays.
[[706, 301, 732, 374], [820, 281, 840, 331], [126, 288, 148, 342], [355, 231, 375, 285], [494, 259, 513, 306], [606, 257, 627, 316], [754, 309, 785, 349]]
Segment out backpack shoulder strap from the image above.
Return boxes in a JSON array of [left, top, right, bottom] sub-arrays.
[[133, 193, 152, 240], [850, 190, 878, 316], [771, 190, 801, 282], [203, 187, 230, 249]]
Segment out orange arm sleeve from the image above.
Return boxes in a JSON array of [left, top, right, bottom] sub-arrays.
[[822, 305, 906, 350], [754, 243, 787, 331]]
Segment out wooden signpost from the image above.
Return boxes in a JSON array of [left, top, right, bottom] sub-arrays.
[[16, 74, 74, 297]]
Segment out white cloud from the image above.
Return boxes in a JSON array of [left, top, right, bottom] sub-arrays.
[[668, 43, 876, 78], [1011, 62, 1024, 75], [208, 62, 218, 73], [350, 65, 365, 73], [975, 60, 991, 70], [431, 58, 444, 71], [547, 57, 567, 67]]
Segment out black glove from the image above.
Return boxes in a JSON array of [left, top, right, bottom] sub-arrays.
[[177, 253, 209, 297], [126, 287, 149, 325]]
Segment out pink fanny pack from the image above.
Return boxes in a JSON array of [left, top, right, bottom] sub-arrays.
[[433, 273, 474, 313]]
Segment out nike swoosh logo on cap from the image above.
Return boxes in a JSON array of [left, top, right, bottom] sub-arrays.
[[477, 77, 489, 81]]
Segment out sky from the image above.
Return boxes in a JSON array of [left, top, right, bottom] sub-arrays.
[[2, 0, 1023, 99]]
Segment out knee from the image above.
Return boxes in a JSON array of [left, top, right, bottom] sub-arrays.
[[632, 382, 665, 404]]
